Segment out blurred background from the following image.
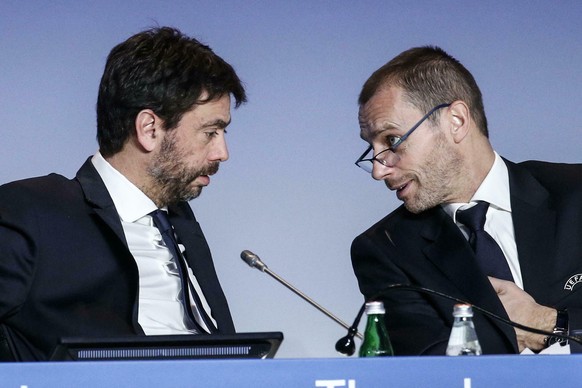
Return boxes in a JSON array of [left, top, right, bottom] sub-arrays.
[[1, 0, 581, 358]]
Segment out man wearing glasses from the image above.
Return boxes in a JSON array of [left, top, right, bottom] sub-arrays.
[[351, 46, 582, 355]]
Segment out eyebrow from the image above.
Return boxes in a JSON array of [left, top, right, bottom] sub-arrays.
[[201, 118, 231, 129], [360, 123, 399, 142]]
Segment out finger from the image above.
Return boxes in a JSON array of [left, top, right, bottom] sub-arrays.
[[488, 276, 504, 293]]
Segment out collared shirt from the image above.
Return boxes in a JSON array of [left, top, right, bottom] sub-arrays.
[[91, 152, 215, 334], [441, 152, 523, 288]]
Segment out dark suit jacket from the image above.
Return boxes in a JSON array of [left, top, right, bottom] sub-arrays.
[[351, 159, 582, 355], [0, 158, 234, 361]]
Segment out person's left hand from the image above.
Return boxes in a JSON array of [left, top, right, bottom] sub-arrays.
[[489, 276, 556, 352]]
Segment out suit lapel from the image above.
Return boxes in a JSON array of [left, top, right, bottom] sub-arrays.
[[420, 207, 518, 350], [420, 209, 486, 299], [76, 158, 129, 248], [168, 203, 218, 302], [75, 157, 143, 334], [168, 203, 234, 332], [167, 203, 209, 275], [505, 160, 556, 298]]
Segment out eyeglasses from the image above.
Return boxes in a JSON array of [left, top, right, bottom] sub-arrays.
[[355, 103, 451, 173]]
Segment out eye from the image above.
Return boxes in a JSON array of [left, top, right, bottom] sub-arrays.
[[204, 129, 227, 139], [386, 135, 401, 147]]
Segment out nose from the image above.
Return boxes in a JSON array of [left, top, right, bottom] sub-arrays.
[[371, 162, 388, 180], [211, 134, 229, 162], [371, 151, 399, 180]]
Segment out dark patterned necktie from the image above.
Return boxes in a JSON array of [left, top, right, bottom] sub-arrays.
[[456, 201, 514, 281], [150, 209, 217, 333]]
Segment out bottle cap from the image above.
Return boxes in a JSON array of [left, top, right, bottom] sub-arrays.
[[452, 303, 474, 318], [365, 301, 385, 315]]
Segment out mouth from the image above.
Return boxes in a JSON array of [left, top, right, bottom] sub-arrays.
[[202, 163, 219, 177], [196, 163, 220, 186], [389, 180, 412, 200], [196, 175, 211, 186]]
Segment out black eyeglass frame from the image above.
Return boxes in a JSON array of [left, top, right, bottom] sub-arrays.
[[355, 103, 451, 172]]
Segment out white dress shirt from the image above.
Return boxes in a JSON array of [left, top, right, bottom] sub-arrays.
[[442, 152, 523, 289], [91, 152, 215, 334]]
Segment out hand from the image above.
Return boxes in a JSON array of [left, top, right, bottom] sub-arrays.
[[488, 277, 556, 352]]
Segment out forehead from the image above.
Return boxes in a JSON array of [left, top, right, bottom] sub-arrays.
[[358, 86, 414, 141], [180, 94, 232, 127]]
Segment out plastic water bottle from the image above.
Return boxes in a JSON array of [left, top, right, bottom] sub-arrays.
[[446, 303, 482, 356]]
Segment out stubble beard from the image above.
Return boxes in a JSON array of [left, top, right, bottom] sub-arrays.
[[403, 132, 463, 214], [146, 133, 219, 207]]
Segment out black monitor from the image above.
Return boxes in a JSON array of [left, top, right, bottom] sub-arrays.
[[50, 332, 283, 361]]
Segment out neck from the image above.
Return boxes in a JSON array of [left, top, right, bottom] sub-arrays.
[[104, 149, 160, 205], [459, 143, 496, 203]]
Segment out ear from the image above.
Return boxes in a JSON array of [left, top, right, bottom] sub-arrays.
[[134, 109, 162, 152], [447, 101, 471, 144]]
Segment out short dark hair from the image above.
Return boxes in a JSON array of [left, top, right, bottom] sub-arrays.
[[358, 46, 488, 137], [97, 27, 247, 156]]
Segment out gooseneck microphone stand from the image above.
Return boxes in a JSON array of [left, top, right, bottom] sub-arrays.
[[240, 249, 364, 351]]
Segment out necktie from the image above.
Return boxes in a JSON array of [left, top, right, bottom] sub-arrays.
[[149, 209, 217, 333], [456, 201, 514, 281]]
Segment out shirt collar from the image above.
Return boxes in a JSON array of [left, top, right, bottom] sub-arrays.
[[91, 152, 158, 223], [442, 152, 512, 220]]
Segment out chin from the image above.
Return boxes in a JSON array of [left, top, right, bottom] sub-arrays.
[[183, 188, 203, 202], [404, 203, 421, 214], [403, 199, 433, 214]]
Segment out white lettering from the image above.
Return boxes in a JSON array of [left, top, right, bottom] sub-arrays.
[[464, 377, 471, 388], [315, 378, 356, 387], [315, 380, 346, 388], [564, 274, 582, 291]]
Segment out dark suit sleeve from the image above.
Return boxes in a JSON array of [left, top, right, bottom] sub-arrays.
[[351, 233, 450, 355], [0, 203, 37, 321], [0, 189, 41, 360]]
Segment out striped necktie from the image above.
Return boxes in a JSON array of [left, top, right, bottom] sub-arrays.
[[150, 209, 217, 333]]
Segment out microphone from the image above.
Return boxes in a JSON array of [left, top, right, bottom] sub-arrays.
[[240, 249, 267, 272], [340, 283, 582, 355], [240, 250, 363, 356]]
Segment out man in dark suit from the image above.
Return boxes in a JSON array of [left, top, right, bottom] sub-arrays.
[[0, 27, 246, 361], [351, 46, 582, 355]]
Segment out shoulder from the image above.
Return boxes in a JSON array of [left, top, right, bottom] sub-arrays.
[[510, 159, 582, 196], [351, 205, 447, 261], [0, 173, 82, 217], [353, 206, 404, 244], [503, 159, 582, 213], [356, 205, 440, 240], [517, 160, 582, 184], [0, 173, 73, 199]]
